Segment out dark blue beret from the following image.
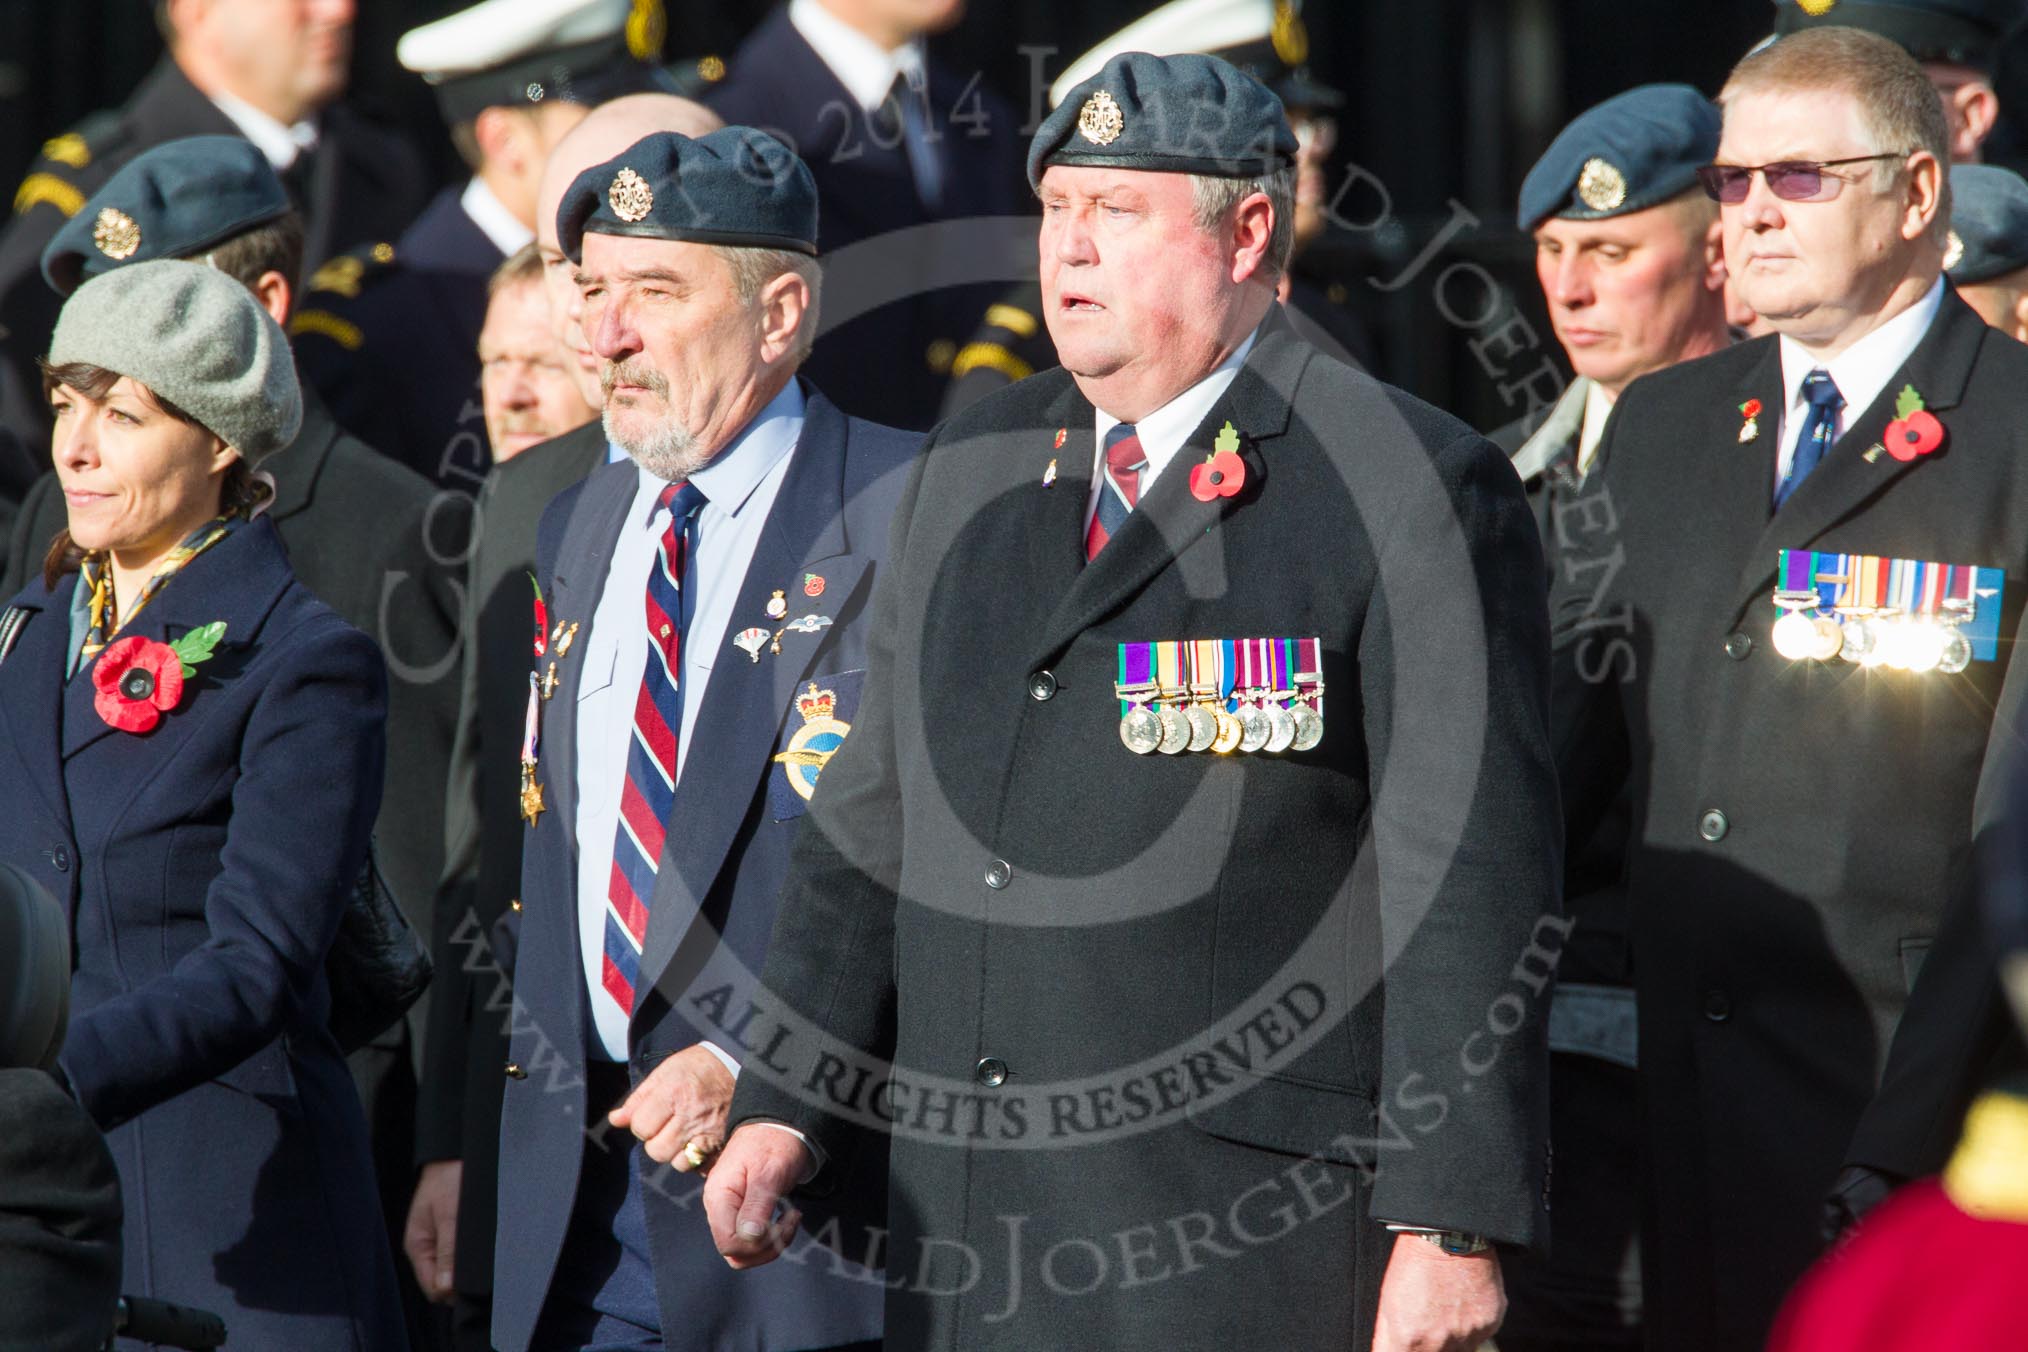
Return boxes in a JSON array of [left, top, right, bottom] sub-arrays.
[[40, 135, 290, 296], [1772, 0, 2025, 69], [1027, 51, 1298, 191], [557, 127, 818, 263], [1946, 164, 2028, 283], [1518, 84, 1721, 231]]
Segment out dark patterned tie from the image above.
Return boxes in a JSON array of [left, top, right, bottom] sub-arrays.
[[600, 479, 706, 1017], [1776, 369, 1843, 509]]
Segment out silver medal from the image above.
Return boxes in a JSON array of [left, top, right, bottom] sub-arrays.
[[1290, 703, 1323, 752], [1939, 629, 1973, 675], [1264, 703, 1297, 754], [1238, 703, 1271, 754], [1157, 707, 1191, 755], [1839, 616, 1875, 663], [1184, 705, 1218, 753], [1120, 705, 1162, 754]]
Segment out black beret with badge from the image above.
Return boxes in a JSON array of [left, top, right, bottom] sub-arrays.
[[1027, 50, 1299, 191], [1771, 0, 2027, 70], [1517, 83, 1722, 231], [556, 127, 819, 262], [396, 0, 676, 127], [39, 135, 289, 296], [1945, 164, 2028, 283]]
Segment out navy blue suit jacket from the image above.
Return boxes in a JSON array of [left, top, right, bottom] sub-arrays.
[[0, 518, 404, 1351], [492, 384, 917, 1352]]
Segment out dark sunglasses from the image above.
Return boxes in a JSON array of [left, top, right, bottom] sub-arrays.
[[1695, 153, 1910, 204]]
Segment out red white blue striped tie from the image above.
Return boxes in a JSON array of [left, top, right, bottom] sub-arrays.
[[602, 479, 706, 1018], [1085, 424, 1145, 561]]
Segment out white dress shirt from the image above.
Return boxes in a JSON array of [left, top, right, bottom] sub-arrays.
[[574, 381, 804, 1062], [460, 176, 534, 258], [1775, 276, 1945, 487], [1084, 329, 1259, 530], [1577, 380, 1615, 477], [208, 90, 318, 171]]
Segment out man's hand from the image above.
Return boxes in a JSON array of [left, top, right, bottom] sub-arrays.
[[609, 1044, 736, 1168], [1372, 1234, 1505, 1352], [702, 1123, 811, 1268], [402, 1159, 462, 1305]]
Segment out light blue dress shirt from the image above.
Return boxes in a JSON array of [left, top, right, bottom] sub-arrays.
[[573, 380, 805, 1062]]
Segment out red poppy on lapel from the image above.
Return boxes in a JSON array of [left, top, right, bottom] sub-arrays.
[[530, 574, 549, 657], [1884, 385, 1944, 463], [1739, 398, 1762, 444], [93, 637, 185, 733], [1190, 420, 1248, 502]]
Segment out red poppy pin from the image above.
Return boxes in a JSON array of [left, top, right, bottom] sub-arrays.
[[1738, 398, 1762, 443], [530, 573, 549, 657], [1053, 427, 1067, 450], [93, 622, 225, 734], [803, 573, 826, 598], [1884, 384, 1945, 462], [1189, 421, 1247, 502]]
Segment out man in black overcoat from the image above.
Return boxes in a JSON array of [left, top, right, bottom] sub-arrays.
[[707, 52, 1562, 1352], [1553, 26, 2028, 1349]]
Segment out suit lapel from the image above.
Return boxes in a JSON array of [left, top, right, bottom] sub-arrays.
[[1027, 381, 1097, 613], [0, 590, 72, 828], [542, 463, 638, 844], [1728, 290, 1984, 620], [1028, 312, 1306, 665], [635, 392, 864, 1003]]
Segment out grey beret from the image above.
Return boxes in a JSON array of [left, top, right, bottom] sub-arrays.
[[48, 259, 301, 465], [1946, 164, 2028, 284]]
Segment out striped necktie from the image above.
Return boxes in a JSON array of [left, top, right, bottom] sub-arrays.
[[1085, 424, 1147, 561], [1776, 369, 1843, 509], [601, 479, 706, 1019]]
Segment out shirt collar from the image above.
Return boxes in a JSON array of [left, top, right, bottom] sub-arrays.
[[629, 379, 806, 529], [1093, 328, 1260, 480], [208, 89, 319, 171], [1779, 275, 1946, 428], [1577, 380, 1615, 475], [460, 176, 534, 258], [788, 0, 922, 110]]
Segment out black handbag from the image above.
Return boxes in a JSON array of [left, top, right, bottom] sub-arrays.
[[325, 842, 433, 1054]]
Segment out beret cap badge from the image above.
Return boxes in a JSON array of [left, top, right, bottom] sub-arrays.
[[1078, 89, 1126, 147], [1944, 229, 1966, 272], [1798, 0, 1837, 14], [1577, 157, 1628, 213], [92, 207, 141, 260], [609, 166, 654, 223]]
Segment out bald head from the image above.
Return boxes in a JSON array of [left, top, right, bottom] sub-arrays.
[[536, 94, 724, 406]]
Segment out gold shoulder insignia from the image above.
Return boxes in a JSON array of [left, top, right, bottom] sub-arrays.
[[290, 309, 365, 351], [626, 0, 666, 60], [950, 341, 1034, 384], [13, 173, 85, 219], [697, 54, 727, 82], [984, 303, 1039, 339], [40, 133, 90, 169], [310, 256, 367, 298]]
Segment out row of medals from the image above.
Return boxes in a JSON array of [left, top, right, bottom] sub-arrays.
[[1770, 591, 1975, 673], [1114, 681, 1324, 756]]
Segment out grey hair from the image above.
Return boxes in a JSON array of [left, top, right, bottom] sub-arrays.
[[1189, 166, 1297, 281], [721, 246, 823, 368]]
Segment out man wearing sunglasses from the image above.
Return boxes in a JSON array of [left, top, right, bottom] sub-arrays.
[[1555, 26, 2028, 1352], [1490, 83, 1734, 1352]]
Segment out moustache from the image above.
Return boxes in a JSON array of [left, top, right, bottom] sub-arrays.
[[602, 360, 669, 399]]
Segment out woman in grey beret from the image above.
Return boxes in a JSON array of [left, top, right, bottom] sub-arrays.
[[0, 260, 406, 1350]]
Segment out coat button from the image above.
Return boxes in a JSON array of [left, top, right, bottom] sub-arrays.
[[48, 847, 69, 872], [1028, 670, 1058, 701], [975, 1056, 1009, 1088], [1723, 633, 1752, 660], [985, 859, 1012, 889], [1702, 991, 1732, 1023], [504, 1063, 527, 1080], [1698, 809, 1729, 842]]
